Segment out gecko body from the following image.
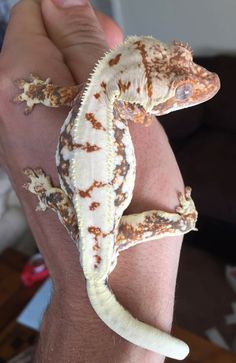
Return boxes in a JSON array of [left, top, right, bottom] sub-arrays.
[[15, 36, 220, 360]]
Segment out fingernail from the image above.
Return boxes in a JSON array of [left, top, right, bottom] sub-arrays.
[[52, 0, 89, 8]]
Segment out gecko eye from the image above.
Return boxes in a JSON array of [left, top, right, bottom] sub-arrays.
[[175, 83, 193, 100]]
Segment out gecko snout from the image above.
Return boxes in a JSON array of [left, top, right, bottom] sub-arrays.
[[200, 70, 221, 101]]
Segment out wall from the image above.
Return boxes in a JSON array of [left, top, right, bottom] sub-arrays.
[[110, 0, 236, 56], [92, 0, 113, 17]]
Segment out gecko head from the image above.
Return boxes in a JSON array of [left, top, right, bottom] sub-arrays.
[[151, 40, 220, 116]]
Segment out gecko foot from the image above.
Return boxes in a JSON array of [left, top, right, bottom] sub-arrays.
[[175, 186, 198, 229], [23, 168, 53, 211], [14, 74, 51, 114], [23, 168, 79, 241]]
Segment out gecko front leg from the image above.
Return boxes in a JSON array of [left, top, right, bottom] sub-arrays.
[[14, 74, 83, 114]]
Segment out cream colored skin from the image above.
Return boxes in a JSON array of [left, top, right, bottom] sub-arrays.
[[15, 36, 220, 360]]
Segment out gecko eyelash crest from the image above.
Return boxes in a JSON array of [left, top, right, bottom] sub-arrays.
[[14, 36, 220, 360]]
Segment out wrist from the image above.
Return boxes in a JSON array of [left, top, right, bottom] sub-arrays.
[[37, 288, 165, 363], [35, 230, 181, 363]]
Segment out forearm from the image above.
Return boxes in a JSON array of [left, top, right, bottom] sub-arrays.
[[33, 236, 182, 363]]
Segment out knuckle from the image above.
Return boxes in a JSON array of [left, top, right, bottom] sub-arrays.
[[0, 65, 11, 92], [0, 63, 16, 112], [9, 1, 22, 18]]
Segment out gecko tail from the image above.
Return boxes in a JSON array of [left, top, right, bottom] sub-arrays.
[[86, 279, 189, 360]]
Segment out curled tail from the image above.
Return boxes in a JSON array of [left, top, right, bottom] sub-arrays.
[[87, 279, 189, 360]]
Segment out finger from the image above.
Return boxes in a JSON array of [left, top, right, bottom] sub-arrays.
[[95, 11, 123, 49], [2, 0, 46, 55], [1, 0, 70, 82], [41, 0, 123, 83]]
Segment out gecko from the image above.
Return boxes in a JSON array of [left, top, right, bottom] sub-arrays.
[[14, 36, 220, 360]]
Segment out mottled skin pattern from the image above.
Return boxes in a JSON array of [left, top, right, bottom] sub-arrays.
[[14, 36, 220, 360]]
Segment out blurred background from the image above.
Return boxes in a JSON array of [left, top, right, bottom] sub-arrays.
[[1, 1, 236, 362], [96, 0, 236, 55]]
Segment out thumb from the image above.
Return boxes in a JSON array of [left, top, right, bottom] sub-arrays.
[[41, 0, 123, 83]]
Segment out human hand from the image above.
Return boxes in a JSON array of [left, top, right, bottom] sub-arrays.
[[0, 0, 123, 286], [0, 1, 184, 361]]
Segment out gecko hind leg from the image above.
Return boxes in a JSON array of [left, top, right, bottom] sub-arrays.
[[14, 74, 83, 114], [116, 186, 198, 253], [23, 168, 79, 241], [24, 169, 197, 256]]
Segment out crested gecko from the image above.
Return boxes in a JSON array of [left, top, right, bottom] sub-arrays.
[[14, 36, 220, 360]]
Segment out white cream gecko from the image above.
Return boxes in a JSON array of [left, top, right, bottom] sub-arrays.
[[14, 36, 220, 360]]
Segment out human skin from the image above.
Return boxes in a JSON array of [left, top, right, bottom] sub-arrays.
[[0, 0, 185, 362]]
